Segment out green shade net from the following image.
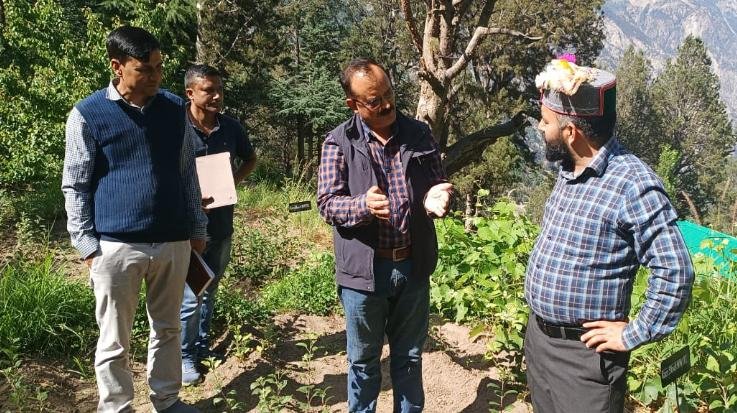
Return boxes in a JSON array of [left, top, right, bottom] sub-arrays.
[[677, 221, 737, 278]]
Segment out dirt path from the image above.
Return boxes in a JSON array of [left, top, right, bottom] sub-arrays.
[[7, 313, 653, 413], [169, 314, 531, 413], [3, 311, 651, 413]]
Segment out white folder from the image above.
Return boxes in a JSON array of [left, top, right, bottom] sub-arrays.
[[195, 152, 237, 209]]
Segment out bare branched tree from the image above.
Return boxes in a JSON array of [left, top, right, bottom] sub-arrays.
[[400, 0, 541, 174]]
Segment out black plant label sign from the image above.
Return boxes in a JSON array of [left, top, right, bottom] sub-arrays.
[[288, 201, 312, 213], [661, 346, 690, 387]]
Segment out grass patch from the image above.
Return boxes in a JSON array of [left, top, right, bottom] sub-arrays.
[[237, 178, 329, 246], [0, 255, 96, 361], [260, 252, 338, 316], [0, 177, 64, 232], [229, 178, 332, 284]]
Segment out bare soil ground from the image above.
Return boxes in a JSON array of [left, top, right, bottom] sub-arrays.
[[3, 314, 532, 413], [176, 314, 531, 413]]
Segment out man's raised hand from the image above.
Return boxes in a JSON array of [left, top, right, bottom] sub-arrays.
[[366, 185, 390, 220], [424, 182, 453, 218]]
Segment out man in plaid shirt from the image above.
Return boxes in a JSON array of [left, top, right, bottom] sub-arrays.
[[524, 59, 694, 412], [317, 58, 452, 412]]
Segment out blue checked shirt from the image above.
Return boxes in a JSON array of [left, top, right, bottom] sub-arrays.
[[62, 82, 208, 259], [525, 138, 694, 350], [317, 118, 445, 248]]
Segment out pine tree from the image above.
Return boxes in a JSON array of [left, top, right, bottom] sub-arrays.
[[650, 36, 737, 216], [615, 46, 664, 167]]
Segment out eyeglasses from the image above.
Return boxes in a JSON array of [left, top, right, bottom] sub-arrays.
[[351, 89, 395, 111]]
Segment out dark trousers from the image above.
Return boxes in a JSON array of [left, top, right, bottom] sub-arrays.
[[524, 314, 630, 413]]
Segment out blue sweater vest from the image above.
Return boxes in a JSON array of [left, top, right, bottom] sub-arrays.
[[75, 89, 190, 243]]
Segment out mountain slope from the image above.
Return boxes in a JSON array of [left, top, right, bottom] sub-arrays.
[[598, 0, 737, 122]]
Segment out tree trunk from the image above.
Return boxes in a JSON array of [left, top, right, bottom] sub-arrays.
[[416, 80, 450, 149], [680, 190, 702, 225], [464, 193, 475, 232], [195, 1, 207, 63], [400, 0, 541, 173], [307, 132, 314, 163], [297, 123, 305, 166]]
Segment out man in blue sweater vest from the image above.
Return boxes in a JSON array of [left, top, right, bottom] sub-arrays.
[[62, 26, 207, 413], [179, 64, 257, 385]]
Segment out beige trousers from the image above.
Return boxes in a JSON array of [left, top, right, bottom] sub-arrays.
[[90, 240, 190, 413]]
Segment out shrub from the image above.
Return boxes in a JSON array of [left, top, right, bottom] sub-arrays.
[[214, 277, 272, 330], [627, 241, 737, 412], [229, 223, 292, 282], [431, 199, 538, 354], [259, 252, 338, 316]]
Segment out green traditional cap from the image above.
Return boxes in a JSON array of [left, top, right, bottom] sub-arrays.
[[536, 59, 616, 118]]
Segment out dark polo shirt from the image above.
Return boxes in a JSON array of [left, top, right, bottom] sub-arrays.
[[187, 106, 254, 240]]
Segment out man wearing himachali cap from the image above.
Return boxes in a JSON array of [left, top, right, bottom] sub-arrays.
[[523, 58, 694, 412]]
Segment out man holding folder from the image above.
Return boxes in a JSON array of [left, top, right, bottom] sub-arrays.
[[180, 64, 257, 385]]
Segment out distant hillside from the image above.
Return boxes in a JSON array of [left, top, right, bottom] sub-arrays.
[[598, 0, 737, 123]]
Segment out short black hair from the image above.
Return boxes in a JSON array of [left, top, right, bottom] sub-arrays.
[[106, 26, 160, 62], [558, 112, 617, 147], [339, 58, 390, 97], [184, 64, 222, 88]]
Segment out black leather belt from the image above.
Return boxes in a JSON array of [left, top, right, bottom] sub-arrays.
[[375, 246, 412, 261], [535, 314, 587, 341]]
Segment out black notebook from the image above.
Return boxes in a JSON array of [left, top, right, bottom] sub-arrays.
[[186, 250, 215, 297]]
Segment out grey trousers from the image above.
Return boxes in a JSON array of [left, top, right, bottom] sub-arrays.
[[524, 314, 630, 413], [90, 240, 190, 413]]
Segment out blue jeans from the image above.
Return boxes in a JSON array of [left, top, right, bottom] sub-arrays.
[[180, 236, 232, 361], [339, 258, 429, 413]]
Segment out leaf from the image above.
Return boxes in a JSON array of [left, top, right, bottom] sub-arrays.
[[469, 324, 487, 342], [477, 226, 495, 241], [706, 355, 720, 372], [642, 382, 659, 405]]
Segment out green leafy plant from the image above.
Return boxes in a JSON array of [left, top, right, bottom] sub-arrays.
[[295, 333, 333, 412], [230, 331, 261, 361], [250, 371, 293, 412], [213, 389, 245, 412], [432, 199, 537, 352], [487, 368, 522, 413], [213, 278, 271, 330], [202, 355, 225, 393], [296, 385, 332, 413], [431, 197, 537, 405], [695, 343, 737, 411], [627, 241, 737, 411], [229, 222, 295, 282], [1, 358, 49, 412]]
